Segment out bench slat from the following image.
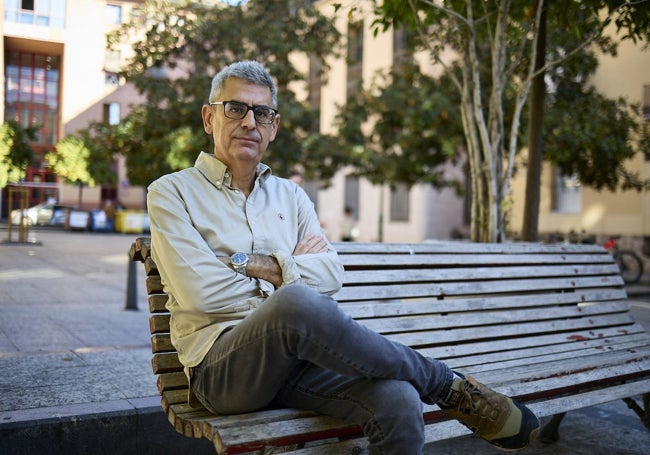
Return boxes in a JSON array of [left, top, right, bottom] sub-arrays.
[[152, 351, 183, 374], [335, 275, 623, 301], [341, 288, 628, 318], [157, 371, 188, 393], [146, 275, 163, 294], [360, 300, 630, 334], [333, 241, 608, 254], [149, 314, 170, 334], [437, 330, 650, 368], [213, 414, 359, 455], [338, 251, 614, 267], [419, 324, 648, 361], [148, 294, 168, 313], [151, 333, 175, 353], [468, 346, 650, 386], [384, 313, 636, 347], [341, 263, 620, 284]]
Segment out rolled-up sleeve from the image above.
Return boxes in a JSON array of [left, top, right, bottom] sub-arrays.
[[272, 248, 343, 295]]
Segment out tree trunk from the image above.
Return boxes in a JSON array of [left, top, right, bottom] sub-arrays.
[[77, 180, 84, 209], [522, 0, 547, 242]]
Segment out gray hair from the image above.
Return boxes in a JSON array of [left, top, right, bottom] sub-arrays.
[[208, 61, 278, 108]]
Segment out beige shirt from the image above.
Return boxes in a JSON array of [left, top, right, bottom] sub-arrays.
[[147, 152, 344, 368]]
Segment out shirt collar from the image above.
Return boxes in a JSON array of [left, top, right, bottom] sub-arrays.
[[194, 151, 272, 189]]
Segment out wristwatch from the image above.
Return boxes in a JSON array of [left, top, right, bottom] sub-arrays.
[[230, 252, 249, 276]]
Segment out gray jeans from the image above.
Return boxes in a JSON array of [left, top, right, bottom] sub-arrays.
[[191, 284, 454, 455]]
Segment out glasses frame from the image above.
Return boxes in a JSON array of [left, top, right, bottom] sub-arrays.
[[209, 100, 278, 125]]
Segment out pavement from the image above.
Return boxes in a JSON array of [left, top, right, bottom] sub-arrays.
[[0, 228, 648, 454]]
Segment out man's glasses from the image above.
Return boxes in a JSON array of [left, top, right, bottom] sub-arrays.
[[210, 100, 278, 124]]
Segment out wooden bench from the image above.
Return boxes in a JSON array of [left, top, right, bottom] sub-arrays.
[[130, 237, 650, 454]]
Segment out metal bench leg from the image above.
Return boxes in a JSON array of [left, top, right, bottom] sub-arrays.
[[539, 412, 566, 443], [623, 393, 650, 431]]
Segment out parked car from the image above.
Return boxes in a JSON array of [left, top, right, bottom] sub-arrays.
[[10, 202, 74, 227]]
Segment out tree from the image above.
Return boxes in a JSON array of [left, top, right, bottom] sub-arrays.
[[334, 61, 465, 191], [46, 136, 98, 207], [521, 1, 546, 242], [0, 120, 36, 188], [372, 0, 650, 242], [103, 0, 343, 186]]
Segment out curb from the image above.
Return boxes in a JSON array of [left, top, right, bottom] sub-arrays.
[[0, 397, 214, 455]]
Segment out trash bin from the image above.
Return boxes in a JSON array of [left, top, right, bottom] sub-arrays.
[[89, 210, 110, 232], [114, 210, 145, 233], [66, 209, 90, 230]]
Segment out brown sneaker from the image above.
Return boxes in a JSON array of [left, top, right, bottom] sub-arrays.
[[439, 374, 540, 452]]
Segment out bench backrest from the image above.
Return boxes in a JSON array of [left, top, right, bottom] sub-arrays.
[[131, 238, 636, 413]]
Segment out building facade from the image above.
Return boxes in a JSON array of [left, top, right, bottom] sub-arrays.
[[1, 0, 145, 217]]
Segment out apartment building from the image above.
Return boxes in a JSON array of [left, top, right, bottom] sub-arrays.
[[1, 0, 145, 217]]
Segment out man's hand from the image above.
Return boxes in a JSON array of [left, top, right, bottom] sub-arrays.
[[218, 234, 328, 287], [293, 234, 328, 255]]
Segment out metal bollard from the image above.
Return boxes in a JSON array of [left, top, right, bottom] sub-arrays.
[[125, 254, 138, 310]]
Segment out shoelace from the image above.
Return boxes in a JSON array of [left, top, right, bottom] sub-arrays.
[[460, 382, 503, 424]]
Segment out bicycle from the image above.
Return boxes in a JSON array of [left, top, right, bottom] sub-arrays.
[[603, 236, 644, 284]]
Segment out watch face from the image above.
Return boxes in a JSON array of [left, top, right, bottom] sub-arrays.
[[232, 252, 248, 266]]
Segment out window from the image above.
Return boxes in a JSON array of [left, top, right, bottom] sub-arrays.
[[104, 49, 121, 86], [105, 72, 119, 86], [552, 168, 581, 214], [390, 184, 410, 222], [4, 0, 66, 28], [4, 50, 60, 147], [106, 4, 122, 25], [103, 103, 121, 125], [344, 175, 360, 221], [393, 26, 413, 65], [643, 84, 650, 120], [346, 20, 363, 100]]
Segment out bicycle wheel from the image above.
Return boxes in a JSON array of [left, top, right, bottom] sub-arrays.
[[615, 250, 643, 284]]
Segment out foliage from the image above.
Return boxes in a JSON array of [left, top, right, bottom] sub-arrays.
[[334, 61, 465, 192], [536, 2, 649, 192], [103, 0, 342, 186], [543, 50, 647, 192], [0, 120, 36, 188], [46, 136, 96, 186], [74, 123, 124, 187]]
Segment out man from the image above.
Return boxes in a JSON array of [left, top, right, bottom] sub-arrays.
[[147, 60, 540, 454]]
